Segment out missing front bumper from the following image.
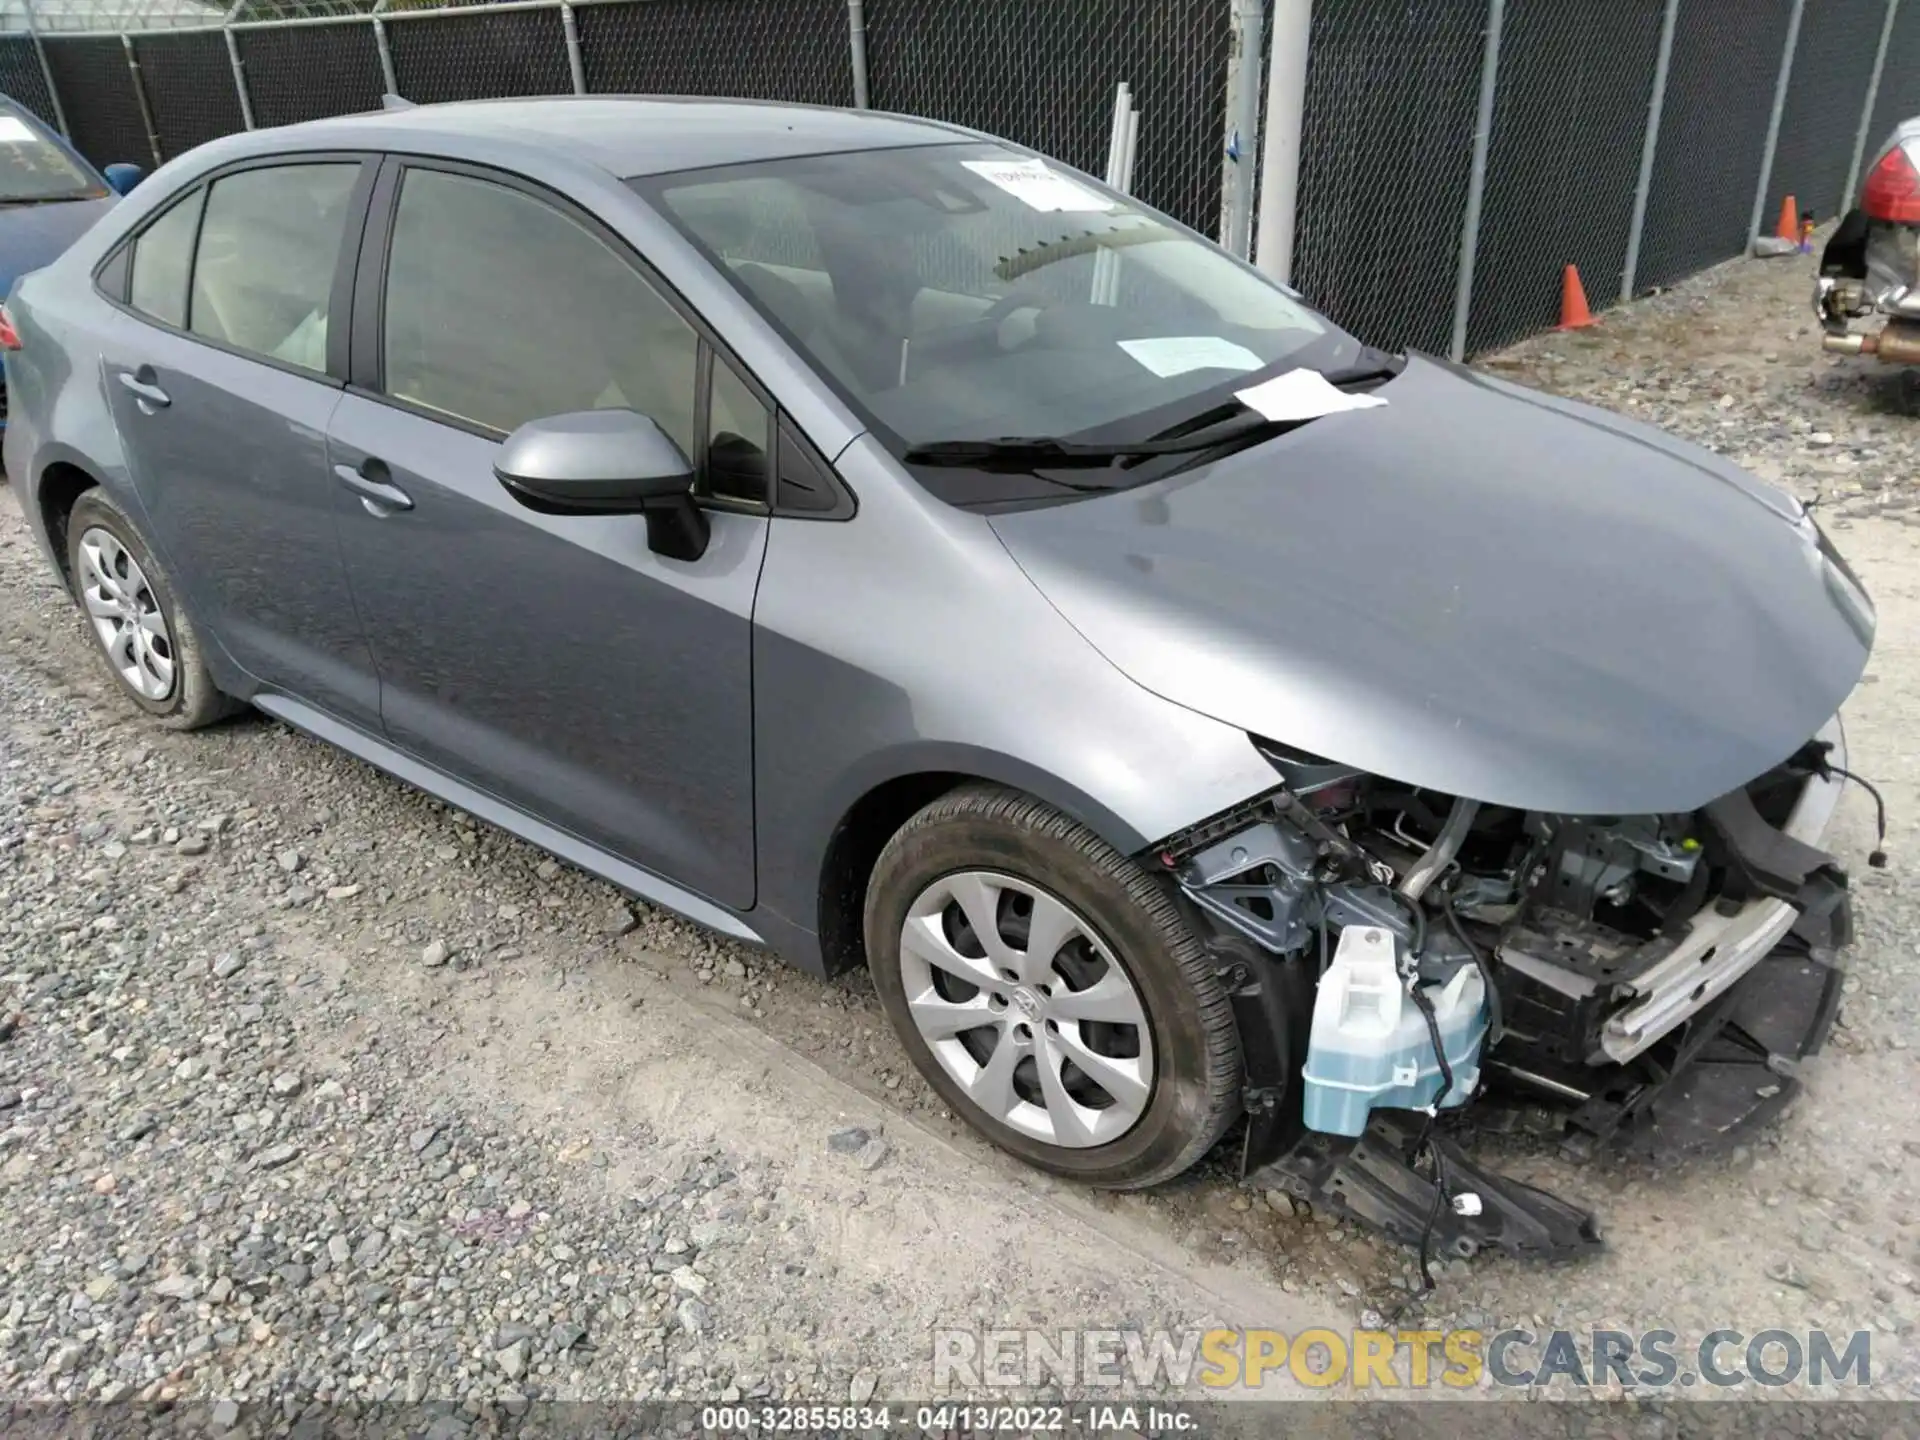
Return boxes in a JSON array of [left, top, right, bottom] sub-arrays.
[[1594, 738, 1845, 1063]]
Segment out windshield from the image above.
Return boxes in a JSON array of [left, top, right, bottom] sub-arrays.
[[639, 143, 1359, 461], [0, 112, 101, 203]]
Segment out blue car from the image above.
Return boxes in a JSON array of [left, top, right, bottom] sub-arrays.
[[0, 94, 143, 425]]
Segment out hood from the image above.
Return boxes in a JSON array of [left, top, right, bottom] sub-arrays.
[[0, 195, 115, 297], [989, 355, 1873, 817]]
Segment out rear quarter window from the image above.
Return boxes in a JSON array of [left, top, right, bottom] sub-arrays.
[[125, 187, 205, 329]]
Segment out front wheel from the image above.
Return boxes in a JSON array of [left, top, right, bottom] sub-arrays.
[[864, 784, 1241, 1189]]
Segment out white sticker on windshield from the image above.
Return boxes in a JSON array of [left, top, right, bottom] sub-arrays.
[[1118, 336, 1265, 378], [0, 117, 37, 144], [961, 158, 1113, 213], [1234, 367, 1388, 422]]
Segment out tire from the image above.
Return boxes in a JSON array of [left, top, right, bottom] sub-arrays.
[[864, 783, 1240, 1189], [64, 489, 236, 730]]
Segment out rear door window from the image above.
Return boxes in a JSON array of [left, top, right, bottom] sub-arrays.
[[127, 186, 205, 329], [187, 162, 360, 374]]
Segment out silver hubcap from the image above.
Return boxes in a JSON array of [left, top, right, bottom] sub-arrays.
[[899, 871, 1155, 1148], [78, 527, 174, 701]]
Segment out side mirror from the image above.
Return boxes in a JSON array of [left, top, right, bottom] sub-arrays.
[[495, 409, 709, 561], [102, 163, 144, 196]]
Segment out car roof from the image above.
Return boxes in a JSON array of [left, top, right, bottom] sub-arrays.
[[278, 96, 979, 178]]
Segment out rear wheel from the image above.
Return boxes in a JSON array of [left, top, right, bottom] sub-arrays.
[[864, 783, 1240, 1188], [65, 490, 235, 729]]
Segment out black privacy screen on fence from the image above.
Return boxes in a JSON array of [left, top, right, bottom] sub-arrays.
[[1290, 0, 1485, 355], [41, 35, 151, 172], [0, 35, 58, 130], [1633, 0, 1793, 296], [1868, 0, 1920, 164], [863, 0, 1231, 236], [235, 24, 385, 130], [388, 9, 573, 104], [579, 0, 855, 107], [1768, 0, 1887, 225], [1464, 0, 1663, 356], [135, 31, 245, 163]]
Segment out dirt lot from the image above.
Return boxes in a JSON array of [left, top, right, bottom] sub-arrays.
[[4, 244, 1919, 1419]]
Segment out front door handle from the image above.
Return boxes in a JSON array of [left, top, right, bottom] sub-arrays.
[[333, 460, 413, 515], [116, 368, 170, 411]]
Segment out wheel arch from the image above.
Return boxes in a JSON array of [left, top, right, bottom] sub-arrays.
[[32, 453, 104, 584], [809, 744, 1155, 977]]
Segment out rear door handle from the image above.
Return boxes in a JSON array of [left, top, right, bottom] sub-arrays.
[[116, 369, 170, 411], [333, 460, 413, 514]]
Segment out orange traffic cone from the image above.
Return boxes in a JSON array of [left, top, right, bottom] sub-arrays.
[[1776, 193, 1800, 243], [1557, 264, 1596, 330]]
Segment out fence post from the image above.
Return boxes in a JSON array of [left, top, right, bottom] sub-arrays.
[[1844, 0, 1900, 209], [1222, 0, 1265, 258], [1448, 0, 1506, 362], [224, 0, 255, 131], [1748, 0, 1806, 247], [561, 3, 587, 95], [1621, 0, 1680, 302], [372, 0, 400, 99], [121, 34, 163, 169], [845, 0, 870, 109], [23, 0, 68, 139], [1252, 0, 1308, 282]]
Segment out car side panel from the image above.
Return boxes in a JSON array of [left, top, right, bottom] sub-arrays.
[[327, 392, 767, 913], [96, 314, 376, 725], [751, 434, 1284, 971]]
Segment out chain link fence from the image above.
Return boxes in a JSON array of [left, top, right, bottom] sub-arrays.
[[576, 0, 854, 107], [4, 0, 1915, 356], [1464, 0, 1665, 355], [1632, 0, 1794, 298], [1289, 0, 1485, 356], [1767, 0, 1887, 226]]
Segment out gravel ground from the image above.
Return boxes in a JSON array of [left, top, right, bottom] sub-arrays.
[[4, 242, 1919, 1420]]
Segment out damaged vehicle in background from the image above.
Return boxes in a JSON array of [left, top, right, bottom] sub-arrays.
[[4, 99, 1881, 1269], [1818, 114, 1920, 373]]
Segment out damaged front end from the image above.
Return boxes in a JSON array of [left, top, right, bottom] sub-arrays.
[[1158, 720, 1864, 1264], [1816, 121, 1920, 365]]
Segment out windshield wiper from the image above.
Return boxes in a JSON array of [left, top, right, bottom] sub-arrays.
[[903, 413, 1302, 470], [903, 349, 1406, 472]]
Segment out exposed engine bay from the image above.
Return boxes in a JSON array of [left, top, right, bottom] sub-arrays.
[[1158, 719, 1873, 1266]]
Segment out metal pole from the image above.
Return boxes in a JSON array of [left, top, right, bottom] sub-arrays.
[[1621, 0, 1679, 302], [23, 0, 68, 139], [1748, 0, 1806, 247], [1253, 0, 1309, 282], [561, 2, 587, 94], [1448, 0, 1506, 362], [846, 0, 870, 109], [224, 26, 256, 130], [372, 10, 399, 99], [1844, 0, 1900, 209], [1223, 0, 1265, 258], [122, 34, 163, 169]]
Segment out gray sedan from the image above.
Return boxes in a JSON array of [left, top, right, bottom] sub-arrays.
[[3, 97, 1875, 1260]]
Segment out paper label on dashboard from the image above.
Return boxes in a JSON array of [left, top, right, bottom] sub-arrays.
[[1118, 336, 1266, 378], [961, 158, 1113, 213], [0, 117, 37, 144], [1234, 368, 1389, 422]]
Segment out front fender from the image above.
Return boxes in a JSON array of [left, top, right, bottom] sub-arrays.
[[749, 435, 1283, 970]]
